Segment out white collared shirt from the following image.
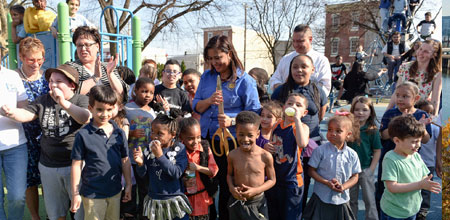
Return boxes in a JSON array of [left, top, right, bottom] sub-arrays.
[[0, 66, 28, 150], [269, 49, 332, 95]]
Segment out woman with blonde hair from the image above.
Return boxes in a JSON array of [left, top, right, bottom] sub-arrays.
[[17, 37, 49, 220]]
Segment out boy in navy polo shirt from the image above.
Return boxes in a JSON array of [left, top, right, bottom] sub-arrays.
[[70, 85, 132, 219]]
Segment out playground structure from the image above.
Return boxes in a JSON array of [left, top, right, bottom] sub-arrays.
[[3, 2, 142, 76]]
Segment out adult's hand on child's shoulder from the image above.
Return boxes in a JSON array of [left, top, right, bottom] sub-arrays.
[[419, 174, 441, 194], [70, 194, 82, 213]]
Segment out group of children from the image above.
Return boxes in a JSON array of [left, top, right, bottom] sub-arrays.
[[1, 56, 441, 220], [10, 0, 90, 44], [2, 3, 442, 219]]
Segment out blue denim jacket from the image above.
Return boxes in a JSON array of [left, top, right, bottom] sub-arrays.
[[193, 68, 261, 138]]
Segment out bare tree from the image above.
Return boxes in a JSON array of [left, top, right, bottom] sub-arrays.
[[247, 0, 324, 71], [97, 0, 219, 55], [328, 0, 435, 45]]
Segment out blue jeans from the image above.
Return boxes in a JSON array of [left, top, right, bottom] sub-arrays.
[[381, 210, 416, 220], [0, 143, 28, 220], [388, 13, 406, 30]]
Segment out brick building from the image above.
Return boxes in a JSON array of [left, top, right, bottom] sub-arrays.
[[324, 1, 380, 68], [202, 26, 293, 75]]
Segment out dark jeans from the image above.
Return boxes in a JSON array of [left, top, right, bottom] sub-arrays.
[[376, 146, 392, 216], [301, 157, 311, 210], [266, 185, 303, 220], [132, 163, 149, 219], [388, 13, 406, 30], [121, 184, 137, 217], [386, 57, 402, 83], [208, 137, 237, 220]]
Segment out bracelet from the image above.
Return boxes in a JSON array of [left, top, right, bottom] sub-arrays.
[[91, 75, 99, 84]]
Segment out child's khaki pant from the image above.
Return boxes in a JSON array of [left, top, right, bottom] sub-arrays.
[[82, 192, 121, 220]]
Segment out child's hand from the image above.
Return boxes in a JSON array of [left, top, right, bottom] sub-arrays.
[[230, 186, 246, 201], [156, 95, 170, 112], [150, 140, 163, 158], [0, 105, 13, 117], [208, 90, 223, 106], [291, 106, 306, 121], [133, 147, 144, 166], [188, 162, 198, 171], [263, 142, 276, 154], [122, 184, 132, 202], [130, 129, 146, 138], [70, 194, 82, 213], [419, 174, 441, 194], [418, 114, 432, 125], [240, 184, 258, 199], [328, 178, 343, 193]]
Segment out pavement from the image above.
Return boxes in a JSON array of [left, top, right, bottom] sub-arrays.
[[317, 100, 442, 220]]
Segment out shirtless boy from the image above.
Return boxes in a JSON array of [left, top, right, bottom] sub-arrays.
[[227, 111, 276, 220]]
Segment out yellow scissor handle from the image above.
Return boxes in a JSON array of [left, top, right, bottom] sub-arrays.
[[211, 127, 237, 157], [212, 128, 225, 157]]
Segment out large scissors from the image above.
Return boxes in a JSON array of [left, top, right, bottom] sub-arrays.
[[212, 75, 237, 157]]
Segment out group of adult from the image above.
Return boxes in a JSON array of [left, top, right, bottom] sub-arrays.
[[0, 26, 128, 220]]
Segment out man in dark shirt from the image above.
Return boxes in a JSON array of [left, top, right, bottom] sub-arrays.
[[330, 55, 347, 106]]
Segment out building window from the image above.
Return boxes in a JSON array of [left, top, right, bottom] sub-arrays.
[[222, 31, 228, 36], [331, 38, 339, 56], [349, 37, 359, 56], [332, 14, 340, 29], [351, 13, 359, 31], [207, 32, 213, 41]]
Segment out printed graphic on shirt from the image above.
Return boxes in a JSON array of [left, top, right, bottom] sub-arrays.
[[41, 107, 72, 137], [272, 135, 293, 164], [129, 116, 152, 148], [144, 144, 181, 180]]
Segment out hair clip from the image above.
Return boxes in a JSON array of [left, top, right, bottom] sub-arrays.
[[335, 110, 350, 116]]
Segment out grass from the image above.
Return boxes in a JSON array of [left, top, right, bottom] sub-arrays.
[[3, 186, 49, 219]]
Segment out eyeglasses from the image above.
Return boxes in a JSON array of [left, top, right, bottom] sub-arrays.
[[163, 70, 181, 76], [76, 42, 97, 49], [23, 57, 44, 65]]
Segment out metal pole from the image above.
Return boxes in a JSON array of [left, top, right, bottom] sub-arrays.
[[132, 16, 142, 77], [7, 13, 17, 69], [244, 3, 248, 71], [58, 2, 71, 64]]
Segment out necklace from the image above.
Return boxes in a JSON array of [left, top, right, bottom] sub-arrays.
[[19, 67, 41, 82]]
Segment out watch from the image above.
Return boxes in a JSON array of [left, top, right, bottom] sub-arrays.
[[231, 118, 236, 126]]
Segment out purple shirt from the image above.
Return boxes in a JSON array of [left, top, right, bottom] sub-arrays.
[[256, 134, 269, 148]]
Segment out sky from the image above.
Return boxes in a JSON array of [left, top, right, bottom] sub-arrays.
[[444, 2, 450, 16], [38, 0, 443, 56]]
